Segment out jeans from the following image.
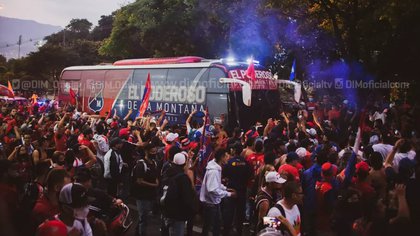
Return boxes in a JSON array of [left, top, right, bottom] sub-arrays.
[[222, 195, 246, 236], [136, 200, 153, 236], [164, 218, 185, 236], [201, 203, 221, 236], [245, 189, 255, 222]]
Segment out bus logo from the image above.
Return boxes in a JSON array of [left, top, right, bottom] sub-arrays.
[[88, 82, 104, 112]]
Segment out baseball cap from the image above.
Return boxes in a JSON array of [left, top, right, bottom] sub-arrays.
[[321, 162, 338, 177], [295, 147, 308, 158], [181, 138, 190, 146], [246, 129, 259, 139], [286, 152, 299, 163], [59, 183, 93, 208], [110, 121, 118, 129], [306, 128, 317, 137], [214, 118, 223, 125], [173, 152, 186, 165], [166, 132, 179, 142], [265, 171, 286, 184], [181, 138, 194, 150], [369, 135, 379, 145], [36, 220, 67, 236], [119, 127, 130, 138], [356, 161, 370, 173]]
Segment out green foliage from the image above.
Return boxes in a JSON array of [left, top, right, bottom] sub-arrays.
[[5, 0, 420, 93], [92, 15, 114, 41]]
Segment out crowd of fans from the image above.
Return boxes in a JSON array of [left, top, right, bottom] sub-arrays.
[[0, 93, 418, 236]]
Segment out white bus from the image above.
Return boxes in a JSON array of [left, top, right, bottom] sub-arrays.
[[58, 56, 281, 130]]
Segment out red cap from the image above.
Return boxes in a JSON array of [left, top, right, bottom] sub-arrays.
[[110, 121, 118, 129], [245, 129, 259, 139], [322, 162, 332, 172], [306, 121, 315, 128], [356, 161, 370, 173], [119, 127, 130, 138], [37, 220, 67, 236], [278, 164, 300, 181], [321, 162, 338, 177]]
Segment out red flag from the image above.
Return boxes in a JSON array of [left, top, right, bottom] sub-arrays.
[[69, 88, 76, 105], [7, 80, 14, 98], [245, 59, 256, 81], [354, 109, 367, 153], [137, 73, 152, 118]]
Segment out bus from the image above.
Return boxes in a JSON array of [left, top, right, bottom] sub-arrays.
[[58, 56, 281, 130]]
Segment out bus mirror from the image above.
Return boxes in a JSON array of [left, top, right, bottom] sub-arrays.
[[219, 78, 252, 106]]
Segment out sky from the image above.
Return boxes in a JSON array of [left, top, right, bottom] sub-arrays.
[[0, 0, 134, 27]]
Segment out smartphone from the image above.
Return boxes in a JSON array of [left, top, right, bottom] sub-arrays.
[[263, 217, 281, 229]]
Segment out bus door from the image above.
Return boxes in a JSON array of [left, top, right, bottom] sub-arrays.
[[206, 67, 229, 126], [59, 70, 82, 107], [103, 69, 133, 115]]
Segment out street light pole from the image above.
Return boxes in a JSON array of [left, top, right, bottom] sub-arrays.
[[17, 35, 22, 58]]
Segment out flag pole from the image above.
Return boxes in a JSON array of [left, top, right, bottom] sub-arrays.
[[199, 106, 209, 158]]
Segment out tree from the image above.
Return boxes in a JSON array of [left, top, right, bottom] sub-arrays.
[[92, 14, 115, 41], [0, 54, 6, 65], [100, 0, 231, 58], [67, 19, 93, 38]]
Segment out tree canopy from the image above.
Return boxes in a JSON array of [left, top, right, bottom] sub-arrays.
[[1, 0, 419, 101]]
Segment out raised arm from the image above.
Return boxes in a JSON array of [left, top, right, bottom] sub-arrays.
[[123, 109, 133, 121], [263, 118, 273, 137], [80, 145, 97, 168], [312, 112, 324, 133], [159, 118, 169, 133], [186, 110, 196, 127], [7, 146, 20, 161], [384, 139, 403, 168], [390, 184, 410, 223], [14, 126, 21, 140], [37, 113, 45, 125], [157, 110, 166, 127]]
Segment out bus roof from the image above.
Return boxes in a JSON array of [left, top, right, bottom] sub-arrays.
[[62, 57, 262, 71]]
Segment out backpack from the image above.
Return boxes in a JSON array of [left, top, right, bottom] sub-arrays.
[[159, 172, 184, 214], [131, 159, 149, 185]]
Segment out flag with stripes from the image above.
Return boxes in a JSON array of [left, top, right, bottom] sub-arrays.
[[289, 59, 296, 81], [137, 73, 152, 118], [69, 87, 77, 105]]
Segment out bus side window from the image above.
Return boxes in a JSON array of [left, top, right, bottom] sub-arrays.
[[206, 93, 228, 125], [208, 68, 228, 93]]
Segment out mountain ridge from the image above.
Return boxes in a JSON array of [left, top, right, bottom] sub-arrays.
[[0, 16, 62, 59]]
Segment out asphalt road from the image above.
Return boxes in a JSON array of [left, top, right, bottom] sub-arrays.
[[123, 200, 253, 236]]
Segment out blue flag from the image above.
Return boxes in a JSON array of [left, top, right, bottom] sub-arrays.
[[289, 59, 296, 81]]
